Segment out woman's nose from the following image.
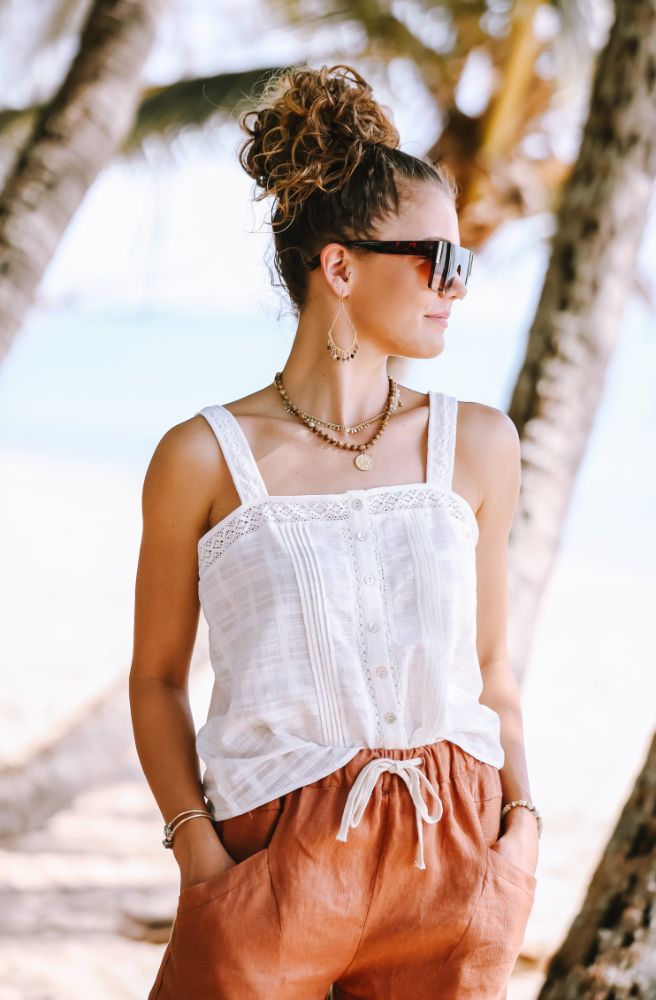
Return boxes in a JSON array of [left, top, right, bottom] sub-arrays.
[[442, 274, 467, 299]]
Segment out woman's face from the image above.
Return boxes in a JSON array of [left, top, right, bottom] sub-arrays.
[[344, 182, 467, 360]]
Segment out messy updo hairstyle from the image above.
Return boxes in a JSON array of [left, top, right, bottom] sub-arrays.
[[238, 63, 458, 313]]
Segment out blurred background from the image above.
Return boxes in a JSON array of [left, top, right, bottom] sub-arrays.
[[0, 1, 655, 997]]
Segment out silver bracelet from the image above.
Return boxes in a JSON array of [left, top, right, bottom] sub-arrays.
[[500, 799, 543, 839], [162, 808, 214, 849]]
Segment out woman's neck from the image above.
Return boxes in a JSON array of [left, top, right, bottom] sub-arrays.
[[278, 351, 392, 428]]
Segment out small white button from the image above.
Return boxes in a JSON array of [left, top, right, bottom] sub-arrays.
[[351, 498, 363, 510], [384, 711, 397, 724], [356, 529, 368, 540], [364, 574, 375, 585], [367, 622, 379, 632], [375, 666, 388, 678]]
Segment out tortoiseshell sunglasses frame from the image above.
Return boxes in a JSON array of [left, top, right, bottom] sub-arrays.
[[306, 239, 474, 293]]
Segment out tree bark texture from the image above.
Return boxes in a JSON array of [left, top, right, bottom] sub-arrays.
[[0, 0, 168, 362], [505, 0, 656, 685], [537, 731, 656, 997]]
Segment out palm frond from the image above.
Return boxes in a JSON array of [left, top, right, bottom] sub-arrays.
[[271, 0, 519, 124], [122, 66, 288, 154]]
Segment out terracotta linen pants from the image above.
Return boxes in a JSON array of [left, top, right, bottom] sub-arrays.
[[148, 740, 537, 1000]]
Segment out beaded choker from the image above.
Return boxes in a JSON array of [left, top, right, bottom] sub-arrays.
[[274, 371, 401, 471]]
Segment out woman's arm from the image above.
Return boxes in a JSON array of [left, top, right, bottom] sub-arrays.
[[129, 417, 236, 890], [461, 402, 539, 876]]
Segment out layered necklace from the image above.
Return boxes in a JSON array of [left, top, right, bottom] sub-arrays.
[[273, 371, 402, 471]]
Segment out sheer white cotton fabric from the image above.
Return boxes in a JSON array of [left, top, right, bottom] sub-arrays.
[[194, 391, 504, 821]]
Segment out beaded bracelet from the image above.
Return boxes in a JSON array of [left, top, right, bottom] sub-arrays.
[[162, 808, 214, 849], [500, 799, 543, 839]]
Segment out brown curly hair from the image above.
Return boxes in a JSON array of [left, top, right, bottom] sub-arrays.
[[238, 63, 458, 311]]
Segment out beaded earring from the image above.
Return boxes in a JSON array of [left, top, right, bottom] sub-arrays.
[[326, 276, 359, 361]]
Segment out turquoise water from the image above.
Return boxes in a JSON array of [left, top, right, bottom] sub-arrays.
[[0, 308, 292, 469]]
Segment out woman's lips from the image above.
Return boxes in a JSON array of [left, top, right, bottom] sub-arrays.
[[426, 314, 449, 325]]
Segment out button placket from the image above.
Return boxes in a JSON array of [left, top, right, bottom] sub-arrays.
[[348, 491, 404, 747]]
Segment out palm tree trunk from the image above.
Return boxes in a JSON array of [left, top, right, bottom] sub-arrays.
[[511, 6, 656, 985], [0, 0, 167, 362], [537, 731, 656, 996], [506, 0, 656, 685]]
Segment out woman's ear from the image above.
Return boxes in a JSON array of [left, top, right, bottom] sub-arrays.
[[319, 244, 354, 296]]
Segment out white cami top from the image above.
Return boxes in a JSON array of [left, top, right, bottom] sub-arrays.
[[193, 390, 504, 847]]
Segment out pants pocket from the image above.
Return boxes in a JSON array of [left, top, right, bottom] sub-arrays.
[[436, 765, 537, 996], [214, 795, 286, 862], [175, 794, 286, 911], [485, 842, 537, 896], [176, 845, 271, 914], [148, 798, 287, 997], [155, 854, 281, 999], [468, 761, 504, 845], [436, 848, 536, 997], [465, 761, 538, 889]]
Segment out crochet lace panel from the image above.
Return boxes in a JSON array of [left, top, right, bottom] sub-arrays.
[[198, 486, 479, 575], [427, 392, 454, 491], [198, 405, 267, 507], [370, 524, 403, 714], [343, 522, 385, 747]]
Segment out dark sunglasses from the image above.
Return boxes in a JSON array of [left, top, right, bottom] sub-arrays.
[[306, 239, 474, 293]]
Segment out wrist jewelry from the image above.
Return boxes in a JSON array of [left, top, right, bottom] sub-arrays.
[[162, 808, 214, 849], [500, 799, 543, 839]]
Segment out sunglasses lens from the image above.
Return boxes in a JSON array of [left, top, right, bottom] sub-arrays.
[[432, 243, 473, 292]]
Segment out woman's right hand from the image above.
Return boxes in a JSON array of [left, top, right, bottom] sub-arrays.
[[172, 817, 237, 892], [178, 853, 237, 892]]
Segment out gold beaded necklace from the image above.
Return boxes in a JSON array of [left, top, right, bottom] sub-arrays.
[[298, 382, 403, 433], [273, 371, 399, 471]]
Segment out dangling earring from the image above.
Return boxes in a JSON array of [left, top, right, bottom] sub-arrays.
[[326, 277, 359, 361]]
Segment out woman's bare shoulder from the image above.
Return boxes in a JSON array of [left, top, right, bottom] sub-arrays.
[[141, 413, 232, 537], [150, 411, 223, 469], [455, 398, 519, 450], [451, 399, 520, 516]]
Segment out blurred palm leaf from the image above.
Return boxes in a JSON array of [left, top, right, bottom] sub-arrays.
[[125, 66, 288, 154], [0, 66, 286, 147]]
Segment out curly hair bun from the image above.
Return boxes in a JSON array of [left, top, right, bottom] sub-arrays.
[[238, 63, 400, 226]]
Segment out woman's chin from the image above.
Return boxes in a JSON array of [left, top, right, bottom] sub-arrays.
[[397, 345, 446, 362]]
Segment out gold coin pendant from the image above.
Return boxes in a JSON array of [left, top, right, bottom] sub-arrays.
[[354, 452, 374, 471]]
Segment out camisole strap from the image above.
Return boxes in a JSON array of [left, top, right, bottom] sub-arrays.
[[196, 404, 269, 506], [426, 391, 458, 492]]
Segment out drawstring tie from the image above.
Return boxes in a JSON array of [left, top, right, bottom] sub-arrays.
[[335, 756, 444, 870]]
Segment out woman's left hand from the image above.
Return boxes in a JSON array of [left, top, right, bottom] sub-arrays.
[[490, 808, 539, 878]]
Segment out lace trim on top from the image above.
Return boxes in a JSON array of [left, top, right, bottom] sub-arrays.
[[427, 391, 456, 492], [198, 487, 479, 575], [343, 521, 385, 747], [197, 404, 268, 506]]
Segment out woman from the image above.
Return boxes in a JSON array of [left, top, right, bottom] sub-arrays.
[[130, 62, 541, 1000]]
